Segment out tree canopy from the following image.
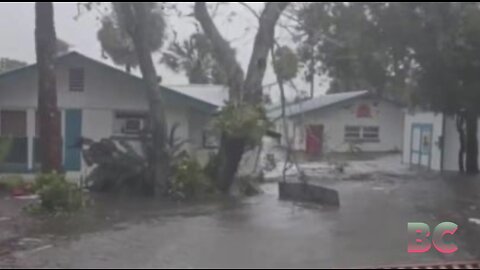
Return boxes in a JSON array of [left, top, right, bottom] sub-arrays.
[[97, 2, 166, 72], [161, 32, 226, 84], [294, 3, 416, 101], [294, 2, 480, 173], [0, 58, 27, 74]]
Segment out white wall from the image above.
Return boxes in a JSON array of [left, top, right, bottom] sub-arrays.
[[443, 116, 459, 171], [276, 97, 404, 153], [402, 111, 444, 170], [0, 55, 198, 175], [442, 116, 480, 172], [402, 112, 480, 172]]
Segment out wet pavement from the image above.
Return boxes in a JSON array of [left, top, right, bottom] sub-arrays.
[[1, 170, 480, 268]]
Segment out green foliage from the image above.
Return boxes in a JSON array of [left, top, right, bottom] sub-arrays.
[[203, 152, 220, 181], [34, 172, 63, 192], [0, 175, 28, 192], [0, 137, 12, 163], [294, 2, 480, 110], [97, 2, 166, 70], [161, 32, 226, 84], [294, 3, 416, 101], [169, 157, 216, 200], [34, 173, 85, 213], [273, 46, 299, 82], [82, 137, 148, 194], [0, 58, 27, 74], [404, 3, 480, 113], [82, 122, 188, 196], [213, 103, 271, 146]]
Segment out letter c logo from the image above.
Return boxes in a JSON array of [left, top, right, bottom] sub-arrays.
[[432, 222, 458, 254]]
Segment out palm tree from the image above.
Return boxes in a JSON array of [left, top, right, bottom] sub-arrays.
[[35, 2, 62, 172]]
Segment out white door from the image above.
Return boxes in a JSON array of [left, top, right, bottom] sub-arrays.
[[410, 124, 433, 168]]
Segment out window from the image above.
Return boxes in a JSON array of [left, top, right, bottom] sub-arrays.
[[1, 110, 26, 137], [345, 126, 361, 140], [344, 126, 379, 142], [0, 110, 27, 164], [362, 126, 379, 140], [69, 68, 85, 92], [113, 112, 147, 136]]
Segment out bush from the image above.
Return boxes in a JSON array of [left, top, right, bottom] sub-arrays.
[[34, 173, 86, 213], [169, 158, 217, 200], [0, 175, 25, 190], [0, 175, 33, 195]]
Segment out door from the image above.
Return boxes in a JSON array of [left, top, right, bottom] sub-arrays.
[[410, 123, 433, 168], [64, 109, 82, 171], [306, 125, 323, 158]]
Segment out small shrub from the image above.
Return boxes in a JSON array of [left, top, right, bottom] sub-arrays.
[[0, 175, 25, 190], [34, 172, 61, 192], [203, 153, 220, 181], [0, 175, 33, 195], [169, 158, 217, 200], [34, 173, 86, 213]]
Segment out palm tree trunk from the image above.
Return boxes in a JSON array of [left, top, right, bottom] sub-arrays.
[[35, 2, 62, 173], [118, 3, 169, 195]]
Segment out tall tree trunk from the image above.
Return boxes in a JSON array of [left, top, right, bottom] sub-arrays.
[[119, 3, 169, 195], [465, 109, 478, 174], [216, 134, 246, 192], [195, 2, 288, 193], [35, 2, 62, 173]]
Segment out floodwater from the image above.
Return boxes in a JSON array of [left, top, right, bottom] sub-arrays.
[[2, 171, 480, 268]]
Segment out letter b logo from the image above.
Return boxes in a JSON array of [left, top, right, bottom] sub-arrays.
[[407, 222, 458, 254]]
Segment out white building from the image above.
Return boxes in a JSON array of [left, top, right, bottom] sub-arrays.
[[0, 51, 228, 178], [268, 91, 404, 158], [403, 110, 480, 171]]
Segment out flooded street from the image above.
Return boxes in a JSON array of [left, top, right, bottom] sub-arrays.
[[2, 169, 480, 268], [2, 1, 480, 269]]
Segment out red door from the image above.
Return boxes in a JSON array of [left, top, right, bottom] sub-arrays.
[[306, 125, 323, 158]]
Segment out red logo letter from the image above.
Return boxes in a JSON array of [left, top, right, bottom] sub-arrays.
[[408, 222, 431, 253]]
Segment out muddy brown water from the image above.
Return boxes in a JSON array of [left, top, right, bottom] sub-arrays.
[[2, 171, 480, 268]]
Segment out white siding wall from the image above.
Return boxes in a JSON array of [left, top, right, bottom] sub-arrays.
[[188, 108, 216, 165], [402, 111, 444, 170], [0, 55, 195, 175], [442, 116, 480, 172], [443, 116, 459, 172], [277, 98, 404, 153], [403, 112, 480, 172]]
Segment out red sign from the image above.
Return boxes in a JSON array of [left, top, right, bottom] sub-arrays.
[[356, 104, 372, 118]]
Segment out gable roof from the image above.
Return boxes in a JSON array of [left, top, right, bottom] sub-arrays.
[[0, 51, 225, 113], [268, 90, 370, 119]]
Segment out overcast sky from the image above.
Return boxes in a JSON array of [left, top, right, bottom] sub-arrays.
[[0, 2, 327, 102]]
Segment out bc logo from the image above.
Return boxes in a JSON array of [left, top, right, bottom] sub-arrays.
[[407, 222, 458, 254]]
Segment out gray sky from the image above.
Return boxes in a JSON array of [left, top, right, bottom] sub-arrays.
[[0, 2, 327, 102]]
